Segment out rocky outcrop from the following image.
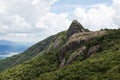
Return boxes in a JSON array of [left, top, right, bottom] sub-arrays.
[[66, 46, 86, 64], [56, 20, 106, 67], [53, 37, 60, 49], [59, 58, 66, 67], [46, 37, 60, 53], [58, 31, 106, 64], [67, 20, 86, 39], [87, 45, 100, 57]]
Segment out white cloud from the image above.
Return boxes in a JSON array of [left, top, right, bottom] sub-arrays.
[[12, 15, 30, 27], [32, 0, 57, 13], [0, 0, 120, 42], [36, 12, 70, 35], [73, 0, 120, 31], [113, 0, 120, 26], [0, 0, 70, 42], [9, 33, 29, 37], [73, 8, 87, 23], [0, 1, 7, 14]]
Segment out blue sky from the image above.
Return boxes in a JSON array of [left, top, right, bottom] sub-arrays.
[[51, 0, 112, 13], [53, 0, 112, 6], [51, 0, 113, 21], [0, 0, 119, 42]]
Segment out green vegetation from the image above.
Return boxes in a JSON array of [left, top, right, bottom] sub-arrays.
[[0, 29, 120, 80], [0, 35, 56, 72]]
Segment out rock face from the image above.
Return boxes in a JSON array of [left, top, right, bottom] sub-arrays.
[[58, 31, 105, 63], [67, 20, 86, 39], [66, 46, 86, 64], [87, 45, 100, 57], [57, 20, 106, 67]]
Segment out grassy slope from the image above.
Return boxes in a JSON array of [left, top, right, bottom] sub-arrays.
[[0, 29, 120, 80]]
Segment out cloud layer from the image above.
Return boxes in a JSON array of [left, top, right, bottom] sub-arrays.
[[0, 0, 70, 42], [73, 0, 120, 30], [0, 0, 119, 42]]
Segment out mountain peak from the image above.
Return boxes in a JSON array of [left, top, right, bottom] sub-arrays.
[[72, 19, 80, 23], [67, 20, 86, 39]]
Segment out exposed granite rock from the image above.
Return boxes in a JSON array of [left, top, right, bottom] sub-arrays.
[[46, 35, 64, 53], [53, 37, 60, 49], [58, 31, 106, 63], [46, 44, 53, 53], [87, 45, 100, 57], [66, 46, 86, 64], [46, 37, 57, 53], [59, 58, 66, 67], [67, 20, 86, 39]]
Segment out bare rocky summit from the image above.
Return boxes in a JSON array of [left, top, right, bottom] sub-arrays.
[[67, 20, 87, 39]]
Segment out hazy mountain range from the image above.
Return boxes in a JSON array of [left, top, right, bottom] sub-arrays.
[[0, 40, 33, 59]]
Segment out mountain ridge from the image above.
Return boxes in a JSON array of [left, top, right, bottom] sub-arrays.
[[0, 20, 120, 80]]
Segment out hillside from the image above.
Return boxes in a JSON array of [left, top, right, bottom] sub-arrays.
[[0, 20, 120, 80], [0, 35, 55, 72]]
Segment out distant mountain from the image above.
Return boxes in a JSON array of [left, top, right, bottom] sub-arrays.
[[0, 40, 15, 45], [0, 20, 120, 80], [0, 40, 32, 59]]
